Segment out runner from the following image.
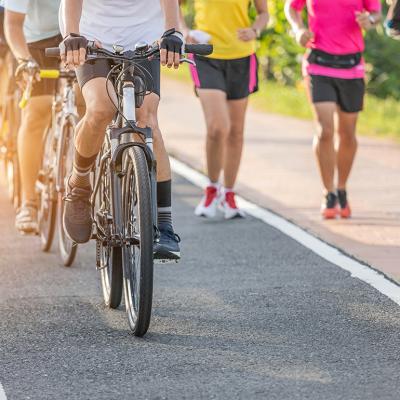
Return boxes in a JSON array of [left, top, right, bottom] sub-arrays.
[[59, 0, 183, 261], [285, 0, 381, 219], [4, 0, 61, 233], [180, 0, 269, 219], [386, 0, 400, 38]]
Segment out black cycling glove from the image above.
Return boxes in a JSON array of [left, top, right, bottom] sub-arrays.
[[59, 33, 88, 56], [160, 28, 184, 54]]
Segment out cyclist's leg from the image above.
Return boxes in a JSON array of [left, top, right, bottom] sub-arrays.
[[337, 110, 358, 190], [63, 70, 116, 243], [136, 93, 170, 182], [136, 93, 180, 260], [75, 77, 115, 164], [18, 95, 52, 204], [224, 97, 248, 189], [16, 36, 60, 233], [16, 95, 52, 232]]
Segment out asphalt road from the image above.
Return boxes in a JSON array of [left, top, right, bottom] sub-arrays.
[[1, 174, 400, 400]]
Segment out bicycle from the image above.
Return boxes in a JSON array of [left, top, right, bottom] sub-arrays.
[[46, 41, 212, 336], [20, 63, 78, 266], [0, 52, 21, 209]]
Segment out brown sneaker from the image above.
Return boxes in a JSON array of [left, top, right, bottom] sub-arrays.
[[63, 177, 93, 244]]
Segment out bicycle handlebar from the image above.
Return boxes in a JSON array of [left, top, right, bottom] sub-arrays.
[[45, 42, 213, 60], [18, 69, 76, 109]]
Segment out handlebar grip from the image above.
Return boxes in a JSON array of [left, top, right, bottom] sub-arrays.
[[40, 70, 60, 79], [45, 47, 61, 58], [184, 44, 213, 56]]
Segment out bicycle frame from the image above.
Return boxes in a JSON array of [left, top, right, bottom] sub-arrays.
[[91, 60, 158, 247], [54, 74, 78, 194]]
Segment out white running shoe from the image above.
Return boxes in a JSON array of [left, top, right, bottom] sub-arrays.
[[220, 190, 245, 220], [195, 185, 220, 218]]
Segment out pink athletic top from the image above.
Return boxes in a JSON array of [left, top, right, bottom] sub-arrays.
[[290, 0, 381, 79]]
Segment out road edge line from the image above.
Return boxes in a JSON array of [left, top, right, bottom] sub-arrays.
[[0, 382, 7, 400], [170, 156, 400, 306]]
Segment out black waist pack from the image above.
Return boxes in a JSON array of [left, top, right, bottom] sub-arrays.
[[307, 49, 362, 69]]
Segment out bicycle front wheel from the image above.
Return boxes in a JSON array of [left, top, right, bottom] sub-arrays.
[[122, 146, 154, 336], [37, 128, 57, 252], [57, 118, 78, 266]]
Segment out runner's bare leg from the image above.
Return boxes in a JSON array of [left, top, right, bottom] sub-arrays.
[[337, 110, 358, 190], [224, 97, 248, 188], [197, 89, 230, 184], [312, 102, 336, 193]]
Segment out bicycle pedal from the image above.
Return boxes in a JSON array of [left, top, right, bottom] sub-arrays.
[[154, 258, 180, 265]]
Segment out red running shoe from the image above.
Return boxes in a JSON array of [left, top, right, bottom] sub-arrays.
[[337, 189, 352, 219], [195, 185, 220, 218], [321, 192, 339, 220], [220, 190, 245, 220]]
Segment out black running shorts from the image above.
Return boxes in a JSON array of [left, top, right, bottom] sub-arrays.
[[76, 58, 160, 97], [28, 35, 62, 97], [308, 74, 365, 113], [189, 54, 259, 100]]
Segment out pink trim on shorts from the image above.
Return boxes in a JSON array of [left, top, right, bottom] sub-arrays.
[[188, 54, 201, 88], [248, 54, 257, 93]]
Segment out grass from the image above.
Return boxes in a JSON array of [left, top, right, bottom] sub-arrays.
[[162, 65, 400, 141]]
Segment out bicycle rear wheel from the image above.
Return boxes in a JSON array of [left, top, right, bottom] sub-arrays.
[[57, 118, 78, 266], [95, 146, 123, 309], [37, 128, 57, 252], [122, 146, 154, 336]]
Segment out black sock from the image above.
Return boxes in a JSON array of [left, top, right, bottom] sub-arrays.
[[157, 180, 172, 226], [70, 150, 97, 188]]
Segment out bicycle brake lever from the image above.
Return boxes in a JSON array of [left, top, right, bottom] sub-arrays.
[[180, 58, 196, 66]]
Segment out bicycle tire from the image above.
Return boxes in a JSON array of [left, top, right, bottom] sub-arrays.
[[5, 96, 21, 209], [95, 146, 123, 309], [57, 119, 78, 266], [122, 146, 154, 336], [38, 128, 57, 252]]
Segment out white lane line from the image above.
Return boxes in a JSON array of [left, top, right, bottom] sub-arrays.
[[171, 157, 400, 306], [0, 382, 7, 400]]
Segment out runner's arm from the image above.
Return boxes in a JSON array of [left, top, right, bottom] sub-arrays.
[[284, 0, 314, 47], [238, 0, 269, 41], [285, 0, 305, 33], [387, 0, 399, 20], [252, 0, 269, 35], [4, 9, 30, 61], [386, 0, 400, 38], [356, 0, 382, 29]]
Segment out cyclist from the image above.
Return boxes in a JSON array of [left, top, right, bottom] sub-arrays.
[[59, 0, 184, 261], [285, 0, 381, 219], [4, 0, 61, 233], [0, 6, 8, 133], [180, 0, 269, 219]]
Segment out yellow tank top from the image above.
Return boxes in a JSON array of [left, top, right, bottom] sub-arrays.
[[194, 0, 256, 60]]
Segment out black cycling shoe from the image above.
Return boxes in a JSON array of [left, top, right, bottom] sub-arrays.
[[63, 178, 93, 244], [154, 223, 181, 263]]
